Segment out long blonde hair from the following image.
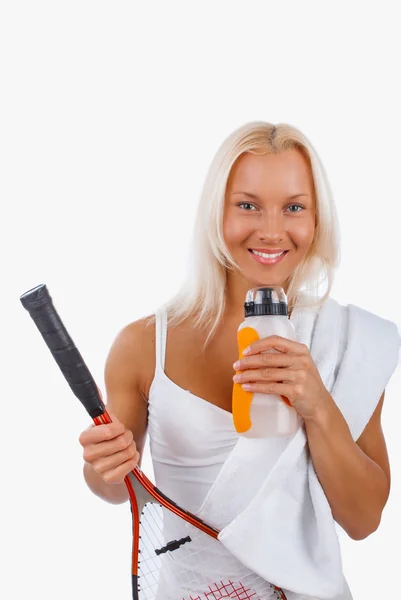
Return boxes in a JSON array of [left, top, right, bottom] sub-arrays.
[[163, 121, 340, 342]]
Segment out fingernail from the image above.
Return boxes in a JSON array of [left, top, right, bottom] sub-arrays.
[[242, 383, 252, 390], [233, 374, 241, 382], [243, 347, 251, 355], [233, 361, 240, 370]]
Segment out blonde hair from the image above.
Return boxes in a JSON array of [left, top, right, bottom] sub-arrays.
[[162, 121, 340, 343]]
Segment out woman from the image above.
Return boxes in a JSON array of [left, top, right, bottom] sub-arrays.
[[78, 122, 399, 599]]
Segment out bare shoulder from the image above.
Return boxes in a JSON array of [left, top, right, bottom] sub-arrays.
[[103, 315, 156, 449], [105, 315, 156, 400]]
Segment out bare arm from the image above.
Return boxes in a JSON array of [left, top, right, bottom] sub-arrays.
[[81, 319, 151, 504], [305, 391, 391, 540]]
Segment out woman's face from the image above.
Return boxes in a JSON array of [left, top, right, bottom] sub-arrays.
[[223, 148, 316, 289]]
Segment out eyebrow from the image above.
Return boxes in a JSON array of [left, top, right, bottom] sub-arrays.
[[232, 192, 309, 200]]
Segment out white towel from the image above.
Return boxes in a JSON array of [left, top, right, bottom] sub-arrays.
[[196, 296, 400, 599]]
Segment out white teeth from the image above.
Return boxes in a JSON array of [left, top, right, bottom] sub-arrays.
[[252, 250, 285, 259]]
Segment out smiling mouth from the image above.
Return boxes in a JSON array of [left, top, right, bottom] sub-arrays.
[[248, 249, 289, 265]]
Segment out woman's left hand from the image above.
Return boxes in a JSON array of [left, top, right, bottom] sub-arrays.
[[233, 335, 332, 422]]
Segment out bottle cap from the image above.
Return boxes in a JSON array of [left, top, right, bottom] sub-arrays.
[[244, 286, 288, 317]]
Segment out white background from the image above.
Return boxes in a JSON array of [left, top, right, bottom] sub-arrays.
[[1, 2, 401, 598]]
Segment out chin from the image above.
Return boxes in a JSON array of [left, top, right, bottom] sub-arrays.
[[247, 271, 288, 289]]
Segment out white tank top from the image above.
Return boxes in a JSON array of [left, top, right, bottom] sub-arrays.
[[148, 307, 239, 514]]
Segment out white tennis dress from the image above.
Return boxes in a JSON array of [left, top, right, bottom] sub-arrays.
[[148, 307, 238, 514]]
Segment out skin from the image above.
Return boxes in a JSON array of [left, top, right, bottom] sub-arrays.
[[80, 148, 391, 541]]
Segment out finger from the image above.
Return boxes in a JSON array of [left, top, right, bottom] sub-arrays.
[[234, 367, 298, 384], [234, 351, 296, 371], [240, 381, 295, 398], [96, 450, 140, 483], [103, 457, 139, 484], [103, 408, 123, 423], [79, 420, 126, 446], [244, 335, 308, 357], [83, 430, 134, 462]]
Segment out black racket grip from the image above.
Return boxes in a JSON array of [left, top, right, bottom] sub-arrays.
[[20, 284, 105, 419]]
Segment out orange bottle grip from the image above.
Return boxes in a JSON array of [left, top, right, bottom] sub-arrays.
[[232, 327, 260, 433]]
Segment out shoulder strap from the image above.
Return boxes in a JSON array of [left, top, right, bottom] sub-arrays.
[[155, 306, 168, 371]]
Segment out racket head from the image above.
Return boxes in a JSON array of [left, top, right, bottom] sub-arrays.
[[128, 472, 287, 600]]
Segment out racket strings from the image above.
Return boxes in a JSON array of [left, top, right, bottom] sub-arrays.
[[138, 504, 164, 591], [136, 503, 284, 600], [189, 580, 266, 599]]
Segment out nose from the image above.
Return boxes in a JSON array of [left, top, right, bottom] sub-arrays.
[[256, 211, 285, 243]]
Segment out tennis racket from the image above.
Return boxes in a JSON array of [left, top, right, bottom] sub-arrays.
[[20, 283, 288, 600]]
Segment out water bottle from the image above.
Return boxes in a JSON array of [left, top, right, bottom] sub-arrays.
[[232, 286, 302, 438]]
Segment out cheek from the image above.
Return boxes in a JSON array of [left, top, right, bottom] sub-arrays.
[[290, 218, 315, 249], [223, 215, 249, 246]]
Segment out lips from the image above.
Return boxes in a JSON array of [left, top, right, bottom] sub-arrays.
[[248, 248, 289, 265]]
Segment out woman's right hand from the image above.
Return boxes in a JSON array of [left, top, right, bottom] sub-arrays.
[[79, 411, 140, 484]]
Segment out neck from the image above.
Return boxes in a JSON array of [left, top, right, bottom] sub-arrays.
[[224, 273, 250, 320]]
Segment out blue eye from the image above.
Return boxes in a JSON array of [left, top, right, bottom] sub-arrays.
[[286, 204, 304, 213], [238, 202, 257, 211]]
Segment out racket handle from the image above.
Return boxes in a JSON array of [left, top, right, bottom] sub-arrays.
[[20, 283, 105, 419]]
